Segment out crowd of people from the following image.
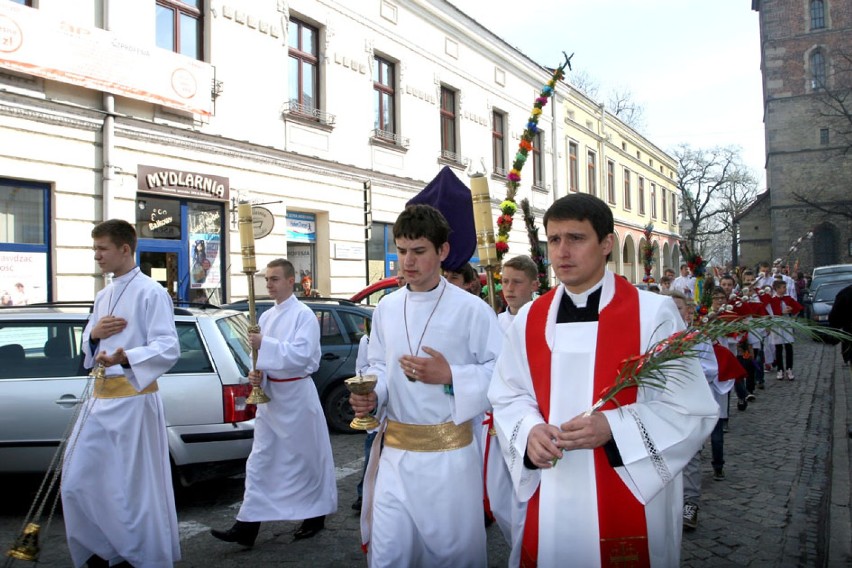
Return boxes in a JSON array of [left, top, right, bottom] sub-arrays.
[[53, 195, 848, 568]]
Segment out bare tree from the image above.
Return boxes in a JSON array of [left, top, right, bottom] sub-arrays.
[[569, 68, 600, 100], [674, 144, 758, 264], [607, 86, 645, 131]]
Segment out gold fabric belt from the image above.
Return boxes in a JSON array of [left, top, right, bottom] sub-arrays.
[[93, 376, 158, 399], [384, 419, 473, 452]]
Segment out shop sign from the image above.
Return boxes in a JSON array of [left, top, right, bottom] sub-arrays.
[[286, 212, 316, 243], [138, 165, 229, 202], [0, 3, 214, 116], [252, 206, 274, 239]]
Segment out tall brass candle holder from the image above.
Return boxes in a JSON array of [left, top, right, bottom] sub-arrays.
[[470, 171, 500, 313], [238, 201, 270, 405]]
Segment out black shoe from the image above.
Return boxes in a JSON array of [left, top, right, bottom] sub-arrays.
[[294, 516, 325, 540], [86, 556, 109, 568], [210, 520, 260, 547], [351, 496, 362, 512], [737, 398, 748, 411], [713, 468, 726, 481], [746, 393, 756, 402]]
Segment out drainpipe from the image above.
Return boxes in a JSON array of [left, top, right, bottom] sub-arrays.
[[550, 88, 560, 202], [102, 93, 115, 221], [101, 0, 115, 221]]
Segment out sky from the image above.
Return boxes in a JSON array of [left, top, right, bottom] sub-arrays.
[[454, 0, 767, 187]]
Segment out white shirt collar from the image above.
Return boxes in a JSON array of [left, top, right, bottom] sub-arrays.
[[561, 274, 605, 308]]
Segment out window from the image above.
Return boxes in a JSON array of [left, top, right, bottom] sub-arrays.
[[670, 193, 677, 226], [820, 128, 830, 144], [289, 18, 319, 113], [650, 183, 657, 218], [638, 177, 645, 215], [606, 160, 616, 204], [532, 132, 544, 188], [810, 0, 825, 30], [661, 188, 667, 221], [170, 323, 214, 374], [440, 86, 458, 160], [156, 0, 202, 60], [8, 0, 32, 5], [623, 168, 632, 210], [492, 111, 506, 175], [373, 56, 395, 137], [811, 49, 826, 90], [587, 150, 597, 196], [568, 141, 578, 192], [0, 322, 85, 379]]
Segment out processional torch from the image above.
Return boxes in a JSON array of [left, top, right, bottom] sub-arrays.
[[470, 170, 500, 313], [238, 201, 270, 405]]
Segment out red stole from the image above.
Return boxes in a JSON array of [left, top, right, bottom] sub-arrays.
[[521, 276, 650, 567]]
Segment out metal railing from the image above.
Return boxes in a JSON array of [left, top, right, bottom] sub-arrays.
[[372, 129, 410, 148], [440, 149, 468, 165], [283, 100, 336, 125]]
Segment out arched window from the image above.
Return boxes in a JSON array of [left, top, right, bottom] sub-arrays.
[[811, 49, 826, 90], [810, 0, 825, 30]]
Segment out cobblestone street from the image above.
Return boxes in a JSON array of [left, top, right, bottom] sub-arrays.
[[681, 339, 851, 567]]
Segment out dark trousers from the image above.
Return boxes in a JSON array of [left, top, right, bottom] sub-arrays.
[[775, 343, 794, 370], [753, 348, 765, 384], [710, 418, 724, 471], [737, 354, 756, 394], [356, 431, 378, 497]]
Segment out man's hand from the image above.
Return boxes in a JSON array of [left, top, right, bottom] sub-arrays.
[[350, 392, 377, 418], [399, 346, 452, 385], [91, 316, 127, 341], [95, 347, 129, 368], [556, 412, 612, 451], [248, 369, 263, 387], [248, 332, 263, 351], [526, 423, 564, 469]]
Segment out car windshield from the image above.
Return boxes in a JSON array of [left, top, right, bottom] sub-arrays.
[[814, 282, 850, 303], [215, 314, 252, 376]]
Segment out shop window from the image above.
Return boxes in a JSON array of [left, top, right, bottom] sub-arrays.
[[0, 180, 49, 304]]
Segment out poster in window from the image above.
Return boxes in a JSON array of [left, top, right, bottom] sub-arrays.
[[0, 251, 48, 305], [189, 233, 221, 289]]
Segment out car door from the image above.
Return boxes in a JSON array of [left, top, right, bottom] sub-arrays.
[[311, 307, 352, 392], [0, 319, 88, 474]]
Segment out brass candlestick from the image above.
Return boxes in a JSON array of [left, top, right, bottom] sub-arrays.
[[6, 522, 40, 561], [345, 375, 380, 430], [470, 171, 500, 313], [238, 201, 270, 405]]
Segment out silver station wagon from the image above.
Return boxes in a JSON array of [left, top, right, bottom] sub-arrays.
[[0, 303, 256, 487]]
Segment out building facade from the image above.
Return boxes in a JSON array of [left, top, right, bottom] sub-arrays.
[[0, 0, 680, 305], [740, 0, 852, 273]]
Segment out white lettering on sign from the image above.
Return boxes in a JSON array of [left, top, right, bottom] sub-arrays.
[[146, 171, 225, 198]]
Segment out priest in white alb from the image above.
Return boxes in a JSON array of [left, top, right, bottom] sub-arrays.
[[489, 194, 719, 568]]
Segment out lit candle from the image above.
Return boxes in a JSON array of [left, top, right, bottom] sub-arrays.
[[470, 174, 498, 267], [238, 201, 256, 274]]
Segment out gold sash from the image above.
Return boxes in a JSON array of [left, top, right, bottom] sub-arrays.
[[384, 419, 472, 452], [93, 376, 158, 399]]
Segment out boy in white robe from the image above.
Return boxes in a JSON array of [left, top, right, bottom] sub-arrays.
[[489, 194, 718, 567], [62, 219, 180, 568], [211, 258, 337, 546], [487, 254, 539, 544], [350, 204, 503, 567]]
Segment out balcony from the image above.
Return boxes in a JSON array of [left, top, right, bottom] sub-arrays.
[[370, 128, 410, 150], [438, 150, 468, 169], [282, 100, 336, 126]]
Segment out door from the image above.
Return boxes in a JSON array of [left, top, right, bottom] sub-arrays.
[[138, 240, 184, 302]]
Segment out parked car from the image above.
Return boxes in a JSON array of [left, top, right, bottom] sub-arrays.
[[349, 276, 404, 304], [803, 271, 852, 316], [221, 297, 373, 433], [0, 303, 256, 487], [807, 280, 852, 340], [810, 263, 852, 280]]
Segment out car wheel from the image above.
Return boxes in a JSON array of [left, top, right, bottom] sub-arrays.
[[323, 381, 357, 434]]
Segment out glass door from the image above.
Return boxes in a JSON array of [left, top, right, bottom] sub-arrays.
[[138, 240, 184, 302]]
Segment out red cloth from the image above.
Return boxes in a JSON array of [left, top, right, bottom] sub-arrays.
[[713, 344, 747, 382], [766, 295, 804, 316], [521, 278, 649, 567]]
